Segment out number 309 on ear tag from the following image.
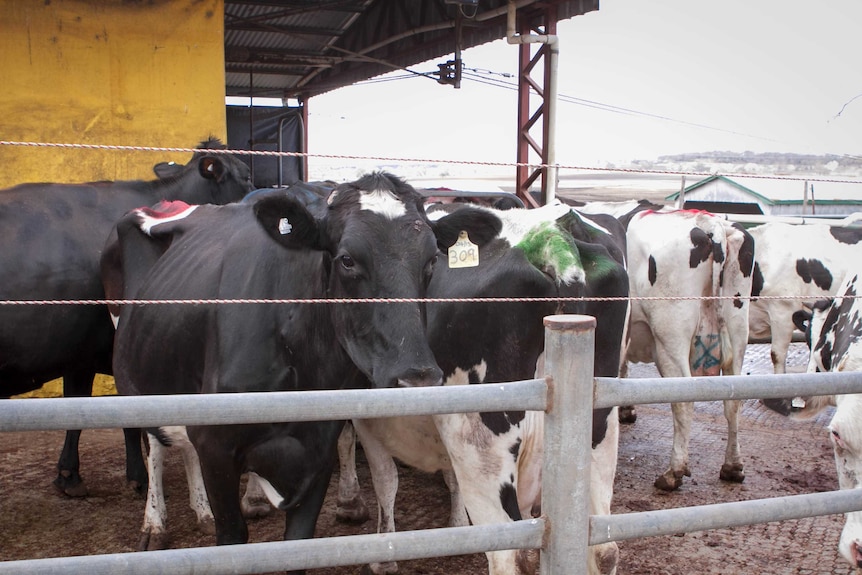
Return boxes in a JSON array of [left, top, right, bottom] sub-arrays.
[[448, 231, 479, 268]]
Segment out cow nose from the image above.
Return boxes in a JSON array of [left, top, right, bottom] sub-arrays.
[[397, 366, 443, 388]]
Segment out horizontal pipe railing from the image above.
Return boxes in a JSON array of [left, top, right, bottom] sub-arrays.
[[4, 315, 862, 574], [0, 521, 546, 575], [591, 488, 862, 545], [594, 370, 862, 409], [0, 379, 547, 432]]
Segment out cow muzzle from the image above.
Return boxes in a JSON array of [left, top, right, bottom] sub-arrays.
[[396, 366, 444, 388]]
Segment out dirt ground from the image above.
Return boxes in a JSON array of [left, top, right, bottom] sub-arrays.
[[0, 346, 854, 574]]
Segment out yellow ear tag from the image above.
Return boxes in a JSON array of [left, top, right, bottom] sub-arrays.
[[448, 231, 479, 268]]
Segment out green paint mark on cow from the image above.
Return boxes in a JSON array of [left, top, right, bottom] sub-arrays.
[[517, 221, 583, 285], [555, 211, 619, 282]]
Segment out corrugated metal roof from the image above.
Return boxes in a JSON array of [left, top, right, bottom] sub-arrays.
[[224, 1, 599, 99]]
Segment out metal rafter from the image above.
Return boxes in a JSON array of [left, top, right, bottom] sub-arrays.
[[515, 4, 558, 207]]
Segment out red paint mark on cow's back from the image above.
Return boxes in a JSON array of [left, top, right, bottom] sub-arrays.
[[134, 200, 198, 235], [643, 208, 716, 218]]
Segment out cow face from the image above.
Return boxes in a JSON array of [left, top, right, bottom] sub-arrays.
[[255, 172, 500, 390], [829, 394, 862, 569]]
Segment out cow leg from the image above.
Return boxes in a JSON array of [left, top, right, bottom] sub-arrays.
[[353, 420, 400, 575], [617, 362, 637, 424], [719, 399, 745, 483], [590, 408, 620, 575], [54, 430, 86, 497], [139, 431, 170, 550], [175, 431, 216, 535], [655, 402, 693, 491], [123, 428, 147, 495], [769, 325, 793, 375], [194, 437, 248, 546], [442, 468, 469, 527], [434, 412, 535, 575], [54, 369, 94, 497], [283, 452, 337, 541], [335, 422, 370, 524]]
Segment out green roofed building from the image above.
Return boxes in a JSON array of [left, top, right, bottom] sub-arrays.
[[666, 175, 862, 217]]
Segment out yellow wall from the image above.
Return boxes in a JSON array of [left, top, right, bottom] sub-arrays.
[[0, 0, 226, 188]]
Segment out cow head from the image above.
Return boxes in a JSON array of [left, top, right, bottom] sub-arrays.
[[156, 138, 254, 205], [762, 274, 862, 418], [254, 172, 501, 389], [828, 394, 862, 569]]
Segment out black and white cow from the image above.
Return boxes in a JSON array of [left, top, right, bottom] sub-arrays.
[[624, 209, 755, 490], [748, 221, 862, 373], [0, 137, 253, 496], [569, 198, 671, 424], [336, 200, 630, 575], [104, 173, 502, 561], [762, 269, 862, 570]]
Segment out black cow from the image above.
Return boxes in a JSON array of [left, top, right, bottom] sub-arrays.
[[0, 137, 253, 496], [337, 200, 630, 575], [104, 172, 501, 563]]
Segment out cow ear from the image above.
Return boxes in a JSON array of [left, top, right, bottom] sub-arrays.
[[792, 309, 813, 334], [254, 194, 323, 250], [153, 161, 183, 180], [431, 208, 502, 252], [198, 156, 226, 182]]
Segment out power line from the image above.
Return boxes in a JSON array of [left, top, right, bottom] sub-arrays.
[[458, 70, 781, 143]]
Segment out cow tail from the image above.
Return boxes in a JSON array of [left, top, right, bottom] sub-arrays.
[[691, 225, 724, 377]]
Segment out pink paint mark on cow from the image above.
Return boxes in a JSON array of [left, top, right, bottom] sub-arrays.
[[134, 200, 198, 236], [138, 200, 193, 218]]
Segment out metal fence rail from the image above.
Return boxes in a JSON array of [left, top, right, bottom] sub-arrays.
[[0, 316, 589, 575], [2, 314, 862, 574]]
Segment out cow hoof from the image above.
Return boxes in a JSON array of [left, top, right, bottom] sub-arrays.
[[517, 548, 540, 574], [128, 479, 147, 497], [138, 530, 170, 551], [719, 463, 745, 483], [591, 542, 619, 575], [618, 406, 637, 424], [197, 516, 216, 536], [241, 498, 272, 519], [360, 562, 397, 575], [336, 497, 370, 524], [53, 471, 88, 498], [654, 472, 683, 491]]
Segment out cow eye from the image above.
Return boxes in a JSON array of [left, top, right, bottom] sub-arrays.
[[339, 255, 355, 270], [831, 428, 848, 452]]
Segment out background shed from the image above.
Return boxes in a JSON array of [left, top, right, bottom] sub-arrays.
[[666, 174, 862, 217]]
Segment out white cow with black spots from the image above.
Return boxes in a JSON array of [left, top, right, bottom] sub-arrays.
[[763, 268, 862, 570], [748, 221, 862, 373], [624, 209, 755, 490]]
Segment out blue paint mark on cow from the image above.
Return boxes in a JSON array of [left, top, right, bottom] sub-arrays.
[[691, 334, 721, 372]]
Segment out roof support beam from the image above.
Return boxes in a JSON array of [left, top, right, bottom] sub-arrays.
[[511, 2, 558, 207]]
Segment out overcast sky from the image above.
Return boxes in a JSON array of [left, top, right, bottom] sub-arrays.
[[304, 0, 862, 172]]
